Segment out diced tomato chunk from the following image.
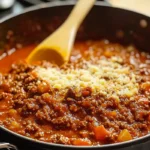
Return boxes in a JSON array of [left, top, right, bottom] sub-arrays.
[[118, 129, 132, 142], [93, 125, 110, 141], [107, 111, 117, 118], [141, 82, 150, 91], [73, 139, 91, 146]]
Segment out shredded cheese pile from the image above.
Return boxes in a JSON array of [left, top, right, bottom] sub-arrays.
[[34, 57, 139, 98]]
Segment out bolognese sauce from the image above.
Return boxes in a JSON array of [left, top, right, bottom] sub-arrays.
[[0, 40, 150, 146]]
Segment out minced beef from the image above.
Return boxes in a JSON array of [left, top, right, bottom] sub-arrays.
[[0, 40, 150, 146]]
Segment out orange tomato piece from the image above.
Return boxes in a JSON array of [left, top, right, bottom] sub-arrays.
[[141, 82, 150, 91], [118, 129, 132, 142], [108, 111, 117, 118], [73, 139, 91, 146], [93, 125, 110, 141]]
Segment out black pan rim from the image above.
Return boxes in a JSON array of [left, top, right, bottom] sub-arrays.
[[0, 1, 150, 149], [0, 0, 110, 23]]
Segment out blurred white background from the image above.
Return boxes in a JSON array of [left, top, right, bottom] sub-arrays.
[[108, 0, 150, 16]]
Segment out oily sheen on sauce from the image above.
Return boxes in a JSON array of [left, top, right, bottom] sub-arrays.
[[0, 40, 150, 146]]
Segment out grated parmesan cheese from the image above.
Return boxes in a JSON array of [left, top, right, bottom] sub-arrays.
[[34, 57, 139, 98]]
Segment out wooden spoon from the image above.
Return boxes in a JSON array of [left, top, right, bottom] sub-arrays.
[[27, 0, 96, 65]]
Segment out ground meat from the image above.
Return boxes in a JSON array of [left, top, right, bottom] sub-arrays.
[[50, 134, 71, 145], [0, 41, 150, 146], [24, 121, 40, 134]]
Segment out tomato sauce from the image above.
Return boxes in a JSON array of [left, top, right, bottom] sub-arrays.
[[0, 40, 150, 146]]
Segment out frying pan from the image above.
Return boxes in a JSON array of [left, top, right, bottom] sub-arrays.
[[0, 1, 150, 150]]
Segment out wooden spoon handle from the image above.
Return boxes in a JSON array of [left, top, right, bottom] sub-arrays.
[[27, 0, 96, 64], [64, 0, 96, 29]]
